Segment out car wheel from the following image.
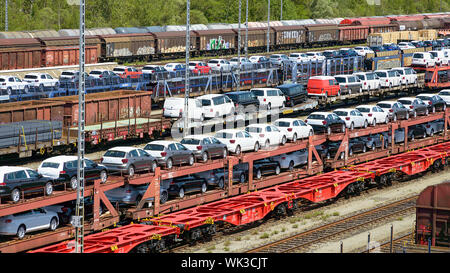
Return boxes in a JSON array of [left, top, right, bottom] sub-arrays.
[[178, 187, 185, 199], [405, 112, 409, 120], [265, 139, 270, 148], [275, 165, 281, 175], [100, 170, 107, 183], [413, 111, 417, 118], [160, 191, 168, 204], [364, 120, 368, 128], [49, 217, 58, 231], [39, 84, 44, 92], [235, 145, 241, 155], [200, 114, 205, 122], [11, 188, 20, 203], [254, 142, 259, 152], [267, 103, 271, 110], [327, 126, 331, 135], [359, 87, 362, 93], [239, 173, 246, 183], [70, 176, 77, 190], [223, 148, 228, 158], [201, 182, 208, 193], [281, 102, 285, 109], [385, 117, 389, 124], [128, 165, 135, 176], [188, 155, 195, 166], [256, 169, 262, 179], [432, 106, 436, 113], [24, 86, 29, 93], [6, 87, 12, 95], [218, 178, 225, 189], [363, 145, 367, 153], [289, 161, 295, 171], [292, 133, 297, 142], [341, 124, 346, 133], [166, 158, 173, 169], [326, 152, 331, 160], [340, 152, 344, 160], [423, 131, 427, 138], [17, 225, 26, 240], [281, 136, 287, 145], [393, 114, 397, 122], [151, 161, 158, 173], [45, 182, 53, 196], [430, 129, 434, 137], [426, 108, 429, 116], [349, 148, 353, 156], [350, 122, 354, 131], [372, 119, 376, 127], [202, 152, 208, 162], [410, 134, 415, 141]]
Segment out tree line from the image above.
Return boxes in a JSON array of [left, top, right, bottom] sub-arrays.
[[0, 0, 448, 32]]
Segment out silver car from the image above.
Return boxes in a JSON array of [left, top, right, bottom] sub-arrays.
[[144, 140, 195, 169], [0, 208, 59, 239], [105, 183, 170, 206], [180, 135, 228, 162], [101, 147, 158, 176], [271, 149, 308, 171]]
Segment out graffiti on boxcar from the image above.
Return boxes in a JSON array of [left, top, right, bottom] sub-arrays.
[[317, 33, 333, 42], [106, 44, 133, 57], [375, 58, 401, 70], [278, 30, 305, 44], [136, 46, 155, 55], [207, 36, 230, 50]]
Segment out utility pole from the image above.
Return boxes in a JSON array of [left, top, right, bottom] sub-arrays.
[[280, 0, 283, 21], [5, 0, 8, 31], [74, 0, 86, 253], [237, 0, 241, 92], [267, 0, 270, 53], [245, 0, 248, 59], [184, 0, 190, 137]]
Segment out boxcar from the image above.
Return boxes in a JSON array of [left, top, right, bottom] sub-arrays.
[[99, 33, 156, 61], [38, 36, 100, 66], [306, 24, 339, 46], [0, 38, 42, 70], [194, 29, 235, 55], [272, 25, 307, 49], [0, 100, 65, 124], [390, 21, 424, 31], [338, 25, 369, 43], [153, 31, 196, 57], [233, 27, 275, 52]]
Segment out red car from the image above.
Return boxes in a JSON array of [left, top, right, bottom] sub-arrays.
[[112, 66, 142, 79], [189, 61, 211, 74]]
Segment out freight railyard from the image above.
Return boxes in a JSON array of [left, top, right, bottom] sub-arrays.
[[0, 1, 448, 266]]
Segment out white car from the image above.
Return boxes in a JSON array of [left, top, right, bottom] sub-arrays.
[[273, 118, 313, 141], [354, 72, 381, 91], [390, 67, 417, 85], [333, 108, 368, 130], [37, 156, 107, 190], [438, 90, 450, 105], [397, 42, 416, 50], [214, 129, 260, 155], [411, 52, 436, 67], [164, 63, 185, 72], [142, 65, 166, 74], [289, 53, 309, 63], [305, 51, 326, 62], [250, 88, 286, 110], [355, 105, 389, 126], [162, 97, 204, 121], [229, 57, 253, 70], [0, 75, 31, 94], [245, 124, 287, 148], [23, 73, 59, 90], [429, 50, 449, 66], [354, 46, 374, 56], [375, 70, 402, 88], [197, 94, 235, 118], [249, 55, 269, 64], [207, 59, 234, 72], [271, 149, 308, 170]]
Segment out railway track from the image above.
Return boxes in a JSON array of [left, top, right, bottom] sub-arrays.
[[245, 196, 417, 253]]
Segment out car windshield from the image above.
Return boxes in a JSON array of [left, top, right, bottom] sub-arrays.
[[143, 66, 156, 70], [245, 127, 262, 133], [144, 144, 165, 151], [275, 121, 290, 127], [398, 100, 412, 105], [104, 150, 126, 157], [335, 77, 346, 83], [334, 111, 349, 117], [251, 90, 264, 96], [356, 107, 370, 113], [24, 75, 38, 79], [209, 60, 219, 64], [61, 72, 75, 76], [308, 114, 325, 120], [377, 103, 392, 108], [41, 162, 60, 168], [113, 68, 125, 72], [215, 132, 233, 138], [180, 138, 200, 145]]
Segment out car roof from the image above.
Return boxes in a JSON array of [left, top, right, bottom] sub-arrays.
[[334, 108, 353, 112], [42, 155, 78, 162], [148, 140, 178, 146], [209, 59, 225, 61], [183, 135, 210, 140], [378, 100, 396, 104], [309, 76, 335, 80], [226, 91, 250, 95], [246, 124, 268, 128], [375, 70, 389, 72], [0, 166, 31, 173], [334, 74, 352, 78], [216, 129, 242, 134], [309, 111, 331, 116], [397, 97, 416, 101], [107, 146, 139, 152], [417, 93, 434, 97], [114, 66, 128, 69], [356, 105, 376, 108], [25, 72, 46, 76], [197, 94, 224, 99]]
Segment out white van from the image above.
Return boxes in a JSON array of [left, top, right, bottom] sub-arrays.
[[354, 72, 380, 91], [163, 98, 204, 121], [429, 50, 449, 66], [411, 52, 435, 67], [391, 67, 418, 85], [197, 94, 235, 118], [375, 70, 402, 88], [250, 88, 286, 110]]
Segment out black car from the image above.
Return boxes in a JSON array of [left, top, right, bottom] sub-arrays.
[[225, 91, 260, 113], [416, 94, 447, 113], [253, 158, 281, 179], [277, 83, 307, 107], [408, 125, 428, 140], [370, 46, 384, 53], [339, 48, 358, 57], [411, 41, 425, 48], [89, 70, 121, 85], [326, 138, 366, 159], [0, 167, 54, 202], [315, 144, 329, 162], [55, 196, 106, 225], [322, 50, 341, 59], [423, 40, 437, 48], [59, 71, 96, 88], [167, 175, 208, 198]]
